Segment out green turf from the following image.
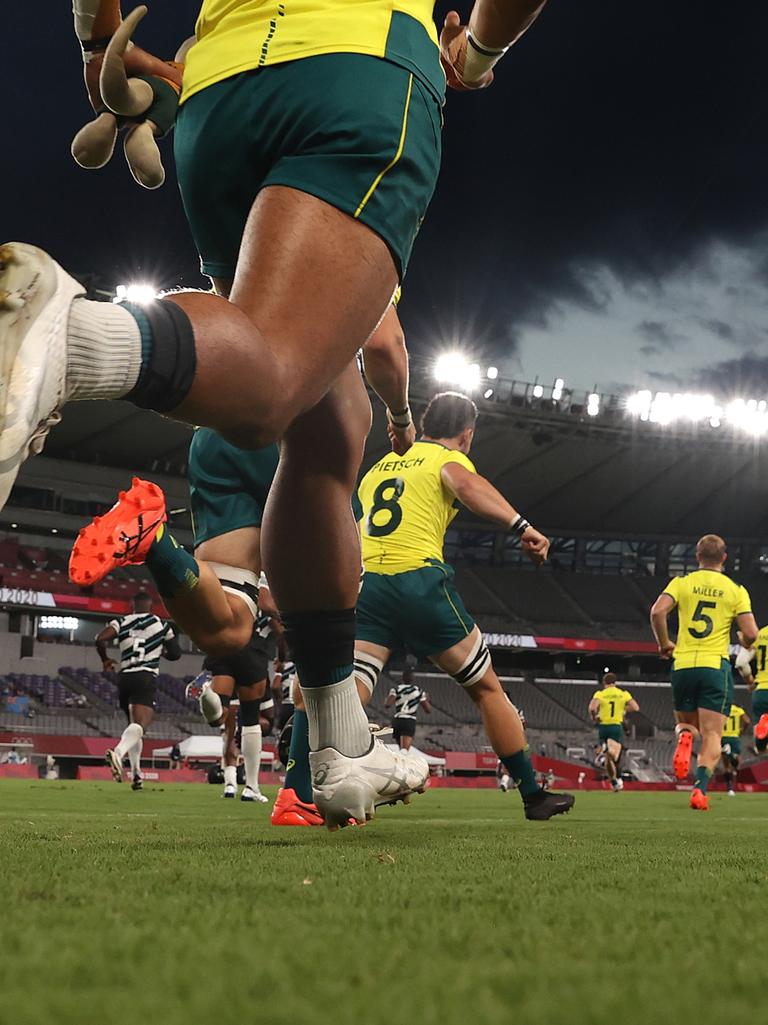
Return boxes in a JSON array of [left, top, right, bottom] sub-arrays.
[[1, 782, 767, 1025]]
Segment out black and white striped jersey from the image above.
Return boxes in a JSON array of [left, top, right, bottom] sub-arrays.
[[108, 614, 174, 675], [389, 683, 426, 720], [280, 660, 297, 704]]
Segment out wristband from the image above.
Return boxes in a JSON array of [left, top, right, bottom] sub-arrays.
[[388, 407, 412, 429], [510, 515, 530, 538], [463, 29, 509, 83]]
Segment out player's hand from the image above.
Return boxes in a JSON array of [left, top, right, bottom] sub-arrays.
[[388, 420, 416, 456], [102, 659, 117, 673], [657, 642, 675, 659], [521, 526, 549, 565], [440, 12, 495, 92]]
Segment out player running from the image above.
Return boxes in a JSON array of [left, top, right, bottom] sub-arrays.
[[385, 668, 432, 752], [719, 702, 749, 796], [96, 590, 181, 787], [353, 391, 574, 821], [1, 0, 548, 830], [588, 673, 639, 792], [737, 623, 768, 755], [650, 534, 758, 811]]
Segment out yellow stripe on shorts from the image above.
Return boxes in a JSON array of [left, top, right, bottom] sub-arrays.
[[354, 74, 414, 219]]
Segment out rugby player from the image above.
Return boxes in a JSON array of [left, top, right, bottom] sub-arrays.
[[384, 668, 432, 751], [353, 391, 575, 820], [96, 590, 181, 788], [1, 0, 548, 827], [650, 534, 758, 811], [737, 623, 768, 754], [588, 673, 639, 792], [719, 702, 749, 796]]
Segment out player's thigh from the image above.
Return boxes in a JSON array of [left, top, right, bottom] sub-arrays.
[[129, 703, 154, 729], [211, 674, 236, 698], [675, 710, 700, 729], [698, 707, 726, 737]]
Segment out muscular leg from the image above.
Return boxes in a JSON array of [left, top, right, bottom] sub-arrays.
[[265, 364, 373, 759], [222, 703, 240, 794], [694, 708, 727, 794], [112, 701, 154, 772], [239, 681, 267, 798], [400, 734, 413, 752], [167, 189, 396, 444]]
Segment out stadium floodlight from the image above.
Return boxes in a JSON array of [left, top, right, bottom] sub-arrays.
[[113, 282, 159, 304], [10, 522, 17, 529], [483, 388, 494, 399], [486, 366, 499, 380], [532, 384, 544, 398], [51, 528, 58, 534], [552, 377, 565, 401], [40, 616, 78, 631], [587, 393, 600, 416], [433, 352, 481, 391]]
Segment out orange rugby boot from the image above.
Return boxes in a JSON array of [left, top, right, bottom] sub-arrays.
[[689, 787, 709, 811], [69, 477, 166, 587], [755, 714, 768, 742], [270, 787, 325, 827], [673, 729, 694, 780]]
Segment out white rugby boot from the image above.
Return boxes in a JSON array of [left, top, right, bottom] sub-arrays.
[[240, 785, 269, 803], [311, 739, 429, 830], [0, 243, 84, 509]]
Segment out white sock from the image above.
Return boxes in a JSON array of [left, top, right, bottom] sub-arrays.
[[201, 687, 224, 726], [128, 737, 143, 778], [241, 724, 262, 792], [223, 765, 237, 788], [66, 299, 142, 401], [302, 674, 371, 757], [115, 722, 143, 760]]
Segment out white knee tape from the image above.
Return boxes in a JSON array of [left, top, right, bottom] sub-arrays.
[[453, 634, 491, 688], [354, 651, 385, 697], [207, 562, 259, 619]]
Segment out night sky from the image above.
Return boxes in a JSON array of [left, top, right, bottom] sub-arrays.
[[6, 1, 768, 395]]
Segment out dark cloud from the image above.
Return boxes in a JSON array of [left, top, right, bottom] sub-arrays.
[[691, 354, 768, 395], [646, 369, 686, 388], [699, 318, 734, 341], [639, 344, 659, 357], [635, 321, 686, 348]]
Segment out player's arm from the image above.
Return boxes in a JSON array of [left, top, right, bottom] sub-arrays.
[[95, 623, 118, 672], [627, 698, 640, 714], [649, 593, 676, 658], [440, 0, 547, 91], [588, 698, 601, 722], [384, 689, 396, 708], [361, 307, 415, 457], [162, 623, 182, 661], [420, 693, 433, 714], [736, 612, 759, 648], [440, 462, 549, 565], [741, 712, 751, 733]]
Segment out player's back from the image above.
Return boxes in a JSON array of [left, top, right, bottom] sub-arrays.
[[392, 683, 423, 717], [358, 441, 475, 574], [664, 569, 751, 670], [722, 704, 746, 737], [752, 625, 768, 688], [592, 685, 633, 724]]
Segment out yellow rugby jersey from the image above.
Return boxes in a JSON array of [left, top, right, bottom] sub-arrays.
[[752, 625, 768, 689], [182, 0, 445, 104], [592, 685, 634, 725], [357, 441, 475, 574], [664, 570, 751, 671], [722, 704, 746, 738]]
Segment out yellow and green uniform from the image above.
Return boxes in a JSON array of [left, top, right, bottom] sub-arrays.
[[188, 429, 279, 545], [592, 685, 634, 743], [355, 441, 476, 657], [750, 625, 768, 720], [175, 0, 443, 280], [721, 703, 746, 758], [664, 569, 751, 714]]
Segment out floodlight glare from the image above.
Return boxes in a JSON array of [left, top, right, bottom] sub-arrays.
[[113, 282, 159, 304], [486, 366, 499, 380], [483, 388, 494, 399], [587, 393, 600, 417], [433, 352, 481, 391], [552, 377, 565, 401], [532, 384, 544, 398], [40, 616, 78, 630]]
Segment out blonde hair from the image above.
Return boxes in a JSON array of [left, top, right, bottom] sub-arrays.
[[696, 534, 726, 566]]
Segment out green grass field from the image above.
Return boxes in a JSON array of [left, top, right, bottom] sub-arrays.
[[1, 781, 766, 1025]]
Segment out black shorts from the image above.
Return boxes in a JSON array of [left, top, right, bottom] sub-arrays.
[[393, 716, 417, 740], [118, 670, 157, 714], [203, 633, 269, 690]]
